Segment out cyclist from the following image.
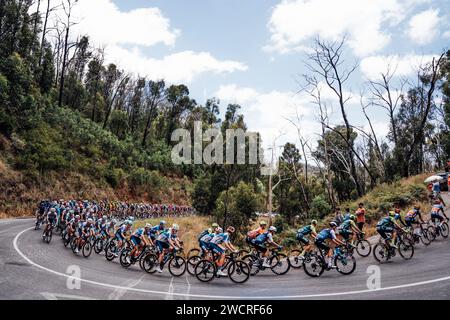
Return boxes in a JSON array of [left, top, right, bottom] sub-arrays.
[[251, 226, 283, 268], [314, 222, 345, 269], [376, 211, 404, 249], [208, 226, 239, 276], [113, 220, 132, 257], [149, 220, 167, 242], [431, 199, 449, 224], [43, 208, 57, 238], [405, 205, 424, 227], [246, 220, 268, 244], [296, 220, 318, 258], [336, 215, 361, 246], [128, 223, 154, 263], [198, 223, 219, 256], [155, 224, 183, 273]]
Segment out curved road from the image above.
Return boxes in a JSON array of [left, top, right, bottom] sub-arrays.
[[1, 215, 450, 300]]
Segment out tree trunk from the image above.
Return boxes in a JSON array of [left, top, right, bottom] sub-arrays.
[[58, 25, 70, 107]]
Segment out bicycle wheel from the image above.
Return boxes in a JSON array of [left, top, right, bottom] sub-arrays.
[[355, 240, 371, 257], [46, 230, 52, 244], [94, 238, 104, 254], [335, 252, 356, 275], [82, 241, 92, 258], [194, 260, 216, 282], [187, 248, 201, 259], [440, 222, 449, 238], [187, 255, 202, 275], [105, 242, 117, 261], [142, 253, 158, 274], [420, 230, 431, 246], [373, 243, 389, 263], [119, 248, 132, 268], [228, 260, 250, 284], [303, 253, 325, 278], [63, 234, 70, 247], [70, 238, 78, 253], [288, 250, 303, 269], [241, 255, 260, 276], [270, 253, 290, 275], [427, 226, 436, 242], [398, 240, 414, 260], [168, 256, 186, 277]]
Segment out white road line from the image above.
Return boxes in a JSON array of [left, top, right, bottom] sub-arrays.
[[165, 277, 175, 300], [41, 292, 97, 300], [12, 226, 450, 299], [108, 274, 146, 300], [185, 275, 191, 300]]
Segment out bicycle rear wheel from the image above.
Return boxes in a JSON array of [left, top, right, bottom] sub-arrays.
[[187, 248, 201, 259], [142, 253, 158, 274], [270, 253, 290, 275], [187, 255, 202, 275], [288, 250, 303, 269], [440, 222, 449, 238], [82, 241, 92, 258], [335, 252, 356, 275], [94, 238, 104, 254], [168, 256, 187, 277], [119, 249, 132, 268], [303, 253, 325, 277], [355, 240, 371, 257], [194, 260, 216, 282], [398, 240, 414, 260], [241, 255, 260, 276], [427, 226, 436, 242], [228, 260, 250, 284], [373, 243, 389, 263], [420, 229, 431, 246]]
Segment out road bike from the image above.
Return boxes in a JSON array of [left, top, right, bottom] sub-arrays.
[[141, 247, 187, 277], [242, 247, 290, 276], [303, 244, 356, 277], [373, 234, 414, 263], [194, 252, 250, 284]]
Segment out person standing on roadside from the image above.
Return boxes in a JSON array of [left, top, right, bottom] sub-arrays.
[[355, 203, 366, 231]]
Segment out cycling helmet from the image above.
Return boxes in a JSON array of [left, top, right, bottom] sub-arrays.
[[75, 215, 80, 219], [145, 223, 152, 229], [216, 227, 223, 233], [394, 213, 401, 220], [350, 214, 356, 221], [329, 222, 338, 228], [389, 211, 395, 217], [172, 224, 180, 231], [50, 208, 56, 213], [102, 215, 107, 220], [126, 220, 133, 226], [311, 220, 318, 225], [212, 223, 219, 228], [268, 226, 277, 232], [227, 226, 235, 233], [160, 220, 166, 226], [259, 220, 268, 226], [111, 219, 117, 225]]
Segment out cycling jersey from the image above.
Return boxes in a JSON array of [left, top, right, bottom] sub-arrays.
[[339, 219, 356, 231], [157, 229, 178, 242], [316, 228, 337, 242], [297, 225, 316, 236], [210, 232, 230, 245], [198, 228, 213, 241], [377, 216, 395, 228]]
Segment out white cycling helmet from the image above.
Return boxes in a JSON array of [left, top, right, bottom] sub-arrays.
[[145, 223, 152, 229], [172, 224, 180, 231], [269, 226, 277, 232]]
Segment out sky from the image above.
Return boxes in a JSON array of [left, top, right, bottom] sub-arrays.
[[36, 0, 450, 158]]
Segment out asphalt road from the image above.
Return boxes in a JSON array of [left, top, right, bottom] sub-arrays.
[[1, 210, 450, 300]]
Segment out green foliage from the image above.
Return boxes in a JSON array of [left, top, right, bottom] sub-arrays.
[[310, 195, 332, 220], [215, 181, 263, 232]]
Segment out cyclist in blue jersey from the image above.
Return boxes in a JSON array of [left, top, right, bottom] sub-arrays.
[[43, 208, 57, 239], [128, 223, 153, 263], [376, 211, 405, 249], [155, 224, 183, 273], [114, 220, 132, 257], [296, 220, 318, 258], [198, 223, 219, 256], [314, 222, 345, 269], [209, 226, 238, 276], [251, 226, 282, 268], [149, 221, 167, 242]]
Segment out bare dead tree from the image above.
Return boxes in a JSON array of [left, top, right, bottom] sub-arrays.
[[304, 37, 363, 196], [58, 0, 78, 108]]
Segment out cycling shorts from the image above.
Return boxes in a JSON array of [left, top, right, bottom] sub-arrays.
[[156, 240, 170, 252], [296, 234, 309, 245], [209, 243, 224, 254], [199, 240, 211, 252], [130, 235, 141, 246], [315, 239, 329, 252], [431, 213, 444, 222]]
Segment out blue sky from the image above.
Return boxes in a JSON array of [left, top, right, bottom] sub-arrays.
[[38, 0, 450, 154]]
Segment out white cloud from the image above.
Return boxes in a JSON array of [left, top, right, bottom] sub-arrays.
[[407, 9, 442, 45], [442, 30, 450, 38], [31, 0, 247, 84], [216, 84, 317, 147], [360, 54, 439, 79], [265, 0, 429, 57], [105, 46, 247, 83]]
